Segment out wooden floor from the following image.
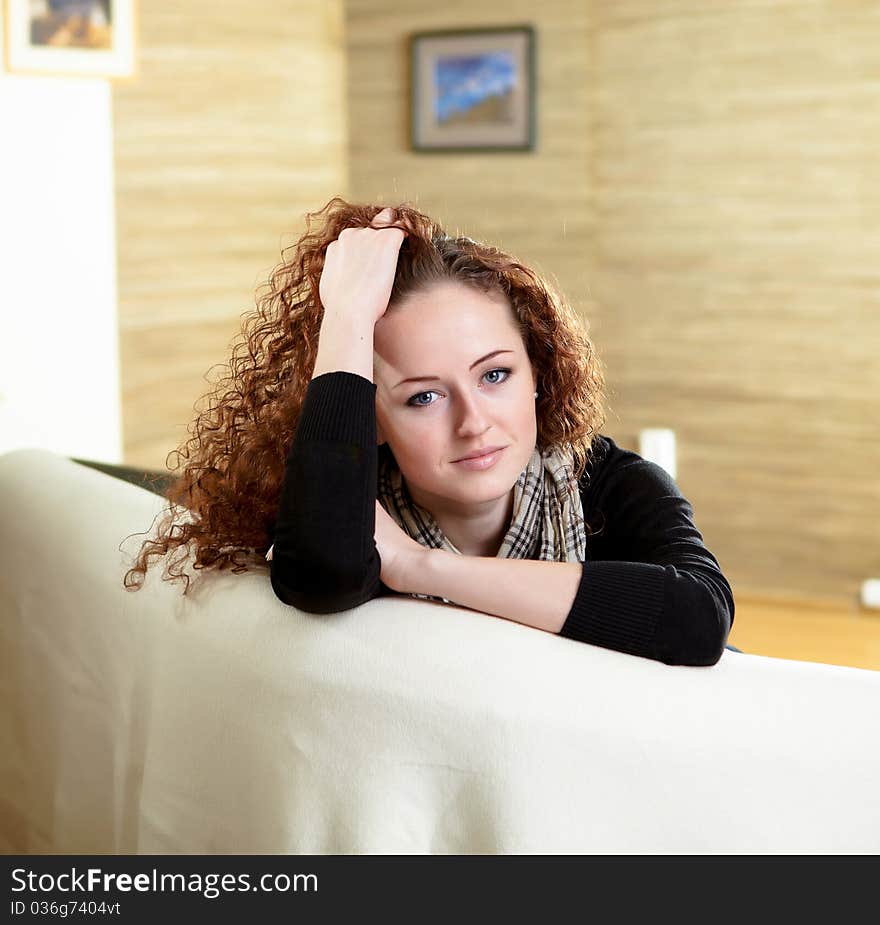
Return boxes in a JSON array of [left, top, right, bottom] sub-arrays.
[[728, 595, 880, 672]]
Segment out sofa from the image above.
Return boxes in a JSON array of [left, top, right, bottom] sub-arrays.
[[1, 446, 879, 854]]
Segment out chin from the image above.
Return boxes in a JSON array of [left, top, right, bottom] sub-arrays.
[[450, 465, 519, 500]]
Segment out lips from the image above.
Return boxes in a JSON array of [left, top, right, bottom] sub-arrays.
[[453, 445, 506, 462]]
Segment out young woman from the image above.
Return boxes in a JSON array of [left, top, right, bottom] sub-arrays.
[[124, 198, 735, 666]]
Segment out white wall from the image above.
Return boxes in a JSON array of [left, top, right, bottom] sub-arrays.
[[0, 17, 122, 463]]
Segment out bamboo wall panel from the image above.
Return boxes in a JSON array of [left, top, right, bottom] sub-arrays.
[[345, 0, 600, 318], [592, 0, 880, 609], [113, 1, 348, 468], [346, 0, 880, 610]]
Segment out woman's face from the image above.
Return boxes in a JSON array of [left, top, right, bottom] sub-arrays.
[[373, 280, 538, 514]]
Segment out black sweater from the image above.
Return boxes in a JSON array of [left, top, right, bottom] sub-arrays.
[[269, 372, 735, 666]]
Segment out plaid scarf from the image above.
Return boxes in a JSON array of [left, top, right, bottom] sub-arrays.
[[377, 444, 587, 604]]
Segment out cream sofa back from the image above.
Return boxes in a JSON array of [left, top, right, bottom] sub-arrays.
[[1, 447, 879, 854]]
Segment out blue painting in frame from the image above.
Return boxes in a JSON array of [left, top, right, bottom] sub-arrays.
[[410, 25, 536, 152]]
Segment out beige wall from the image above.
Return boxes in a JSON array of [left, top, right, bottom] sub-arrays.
[[346, 0, 880, 609], [591, 0, 880, 608], [113, 1, 880, 609], [113, 0, 348, 466]]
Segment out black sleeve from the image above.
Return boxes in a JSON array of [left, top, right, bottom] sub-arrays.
[[559, 454, 735, 667], [269, 371, 389, 613]]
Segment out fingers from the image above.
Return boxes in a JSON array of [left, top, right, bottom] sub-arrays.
[[330, 207, 406, 252], [370, 207, 396, 228], [369, 207, 408, 237]]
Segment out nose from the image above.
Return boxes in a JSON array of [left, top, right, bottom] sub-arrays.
[[454, 388, 491, 438]]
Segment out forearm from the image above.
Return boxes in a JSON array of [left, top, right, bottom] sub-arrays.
[[410, 550, 582, 635], [311, 310, 375, 381], [271, 373, 379, 612]]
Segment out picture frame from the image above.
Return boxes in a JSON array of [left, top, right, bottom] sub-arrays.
[[2, 0, 135, 78], [409, 25, 535, 152]]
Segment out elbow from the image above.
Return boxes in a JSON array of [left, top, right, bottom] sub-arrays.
[[682, 590, 731, 667], [269, 553, 381, 614], [658, 568, 733, 667], [696, 627, 727, 667], [269, 570, 330, 613]]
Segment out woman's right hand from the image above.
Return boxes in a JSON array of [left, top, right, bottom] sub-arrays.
[[319, 207, 408, 326]]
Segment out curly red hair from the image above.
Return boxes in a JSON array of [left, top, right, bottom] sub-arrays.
[[123, 196, 608, 594]]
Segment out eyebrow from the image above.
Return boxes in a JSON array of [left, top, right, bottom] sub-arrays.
[[393, 350, 515, 389]]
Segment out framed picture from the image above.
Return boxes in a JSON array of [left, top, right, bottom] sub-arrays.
[[409, 25, 535, 152], [3, 0, 135, 78]]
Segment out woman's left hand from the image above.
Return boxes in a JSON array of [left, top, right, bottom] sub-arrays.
[[374, 501, 426, 592]]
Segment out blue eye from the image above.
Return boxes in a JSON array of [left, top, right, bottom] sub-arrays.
[[483, 368, 509, 385], [406, 368, 512, 408], [408, 391, 437, 408]]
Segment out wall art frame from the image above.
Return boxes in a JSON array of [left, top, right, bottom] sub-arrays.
[[3, 0, 135, 78], [409, 24, 536, 152]]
